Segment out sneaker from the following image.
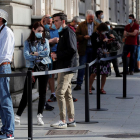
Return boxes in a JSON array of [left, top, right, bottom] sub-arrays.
[[71, 81, 77, 84], [91, 86, 95, 90], [15, 114, 20, 125], [37, 114, 44, 126], [73, 97, 78, 102], [0, 133, 14, 139], [50, 120, 67, 129], [73, 85, 81, 90], [0, 131, 5, 135], [130, 71, 134, 75], [48, 94, 57, 102], [67, 121, 76, 127], [116, 74, 122, 77], [44, 102, 54, 111]]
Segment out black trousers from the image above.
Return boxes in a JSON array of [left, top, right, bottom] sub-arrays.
[[110, 52, 120, 75], [17, 73, 48, 116]]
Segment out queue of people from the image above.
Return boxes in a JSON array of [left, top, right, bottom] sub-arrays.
[[0, 8, 139, 139]]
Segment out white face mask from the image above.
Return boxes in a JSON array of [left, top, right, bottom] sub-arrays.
[[101, 15, 104, 19], [102, 31, 106, 35], [74, 24, 78, 28]]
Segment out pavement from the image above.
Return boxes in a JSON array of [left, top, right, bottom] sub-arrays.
[[1, 65, 140, 140]]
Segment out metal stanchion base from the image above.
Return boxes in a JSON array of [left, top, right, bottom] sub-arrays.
[[116, 97, 133, 99], [76, 121, 98, 124], [89, 108, 108, 111]]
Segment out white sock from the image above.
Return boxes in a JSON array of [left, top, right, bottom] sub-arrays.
[[51, 92, 56, 97]]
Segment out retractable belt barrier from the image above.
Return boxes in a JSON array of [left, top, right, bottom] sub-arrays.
[[0, 53, 132, 140]]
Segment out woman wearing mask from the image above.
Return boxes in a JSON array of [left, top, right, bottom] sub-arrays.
[[89, 23, 111, 94], [15, 22, 51, 125]]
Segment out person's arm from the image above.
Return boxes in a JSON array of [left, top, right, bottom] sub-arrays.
[[38, 39, 50, 57], [76, 24, 85, 41], [127, 29, 138, 36], [49, 37, 59, 44], [24, 41, 37, 61]]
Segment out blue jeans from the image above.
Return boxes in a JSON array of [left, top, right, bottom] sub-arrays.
[[123, 45, 137, 72], [0, 64, 14, 134], [137, 46, 140, 61], [77, 47, 93, 86]]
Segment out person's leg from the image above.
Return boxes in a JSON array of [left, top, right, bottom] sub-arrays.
[[76, 54, 87, 86], [86, 47, 93, 75], [16, 76, 28, 116], [89, 73, 96, 92], [110, 52, 120, 76], [38, 75, 49, 114], [129, 45, 137, 72], [101, 74, 107, 89], [137, 46, 140, 70], [49, 74, 55, 93], [56, 72, 72, 122], [65, 73, 75, 122], [0, 64, 14, 134]]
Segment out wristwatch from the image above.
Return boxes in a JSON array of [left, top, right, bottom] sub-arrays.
[[32, 52, 34, 54]]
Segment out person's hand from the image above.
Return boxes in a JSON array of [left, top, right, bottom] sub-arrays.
[[53, 37, 59, 43], [110, 34, 115, 38], [103, 51, 110, 55], [30, 52, 39, 56], [84, 35, 90, 40], [51, 52, 57, 59], [103, 38, 109, 42]]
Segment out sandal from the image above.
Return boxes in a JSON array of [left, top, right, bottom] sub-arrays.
[[100, 89, 106, 94], [89, 89, 93, 94]]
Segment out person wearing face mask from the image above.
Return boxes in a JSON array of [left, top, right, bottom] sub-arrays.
[[105, 21, 122, 77], [89, 23, 111, 94], [41, 15, 59, 104], [74, 10, 99, 91], [123, 14, 139, 75], [15, 22, 51, 126], [50, 13, 78, 129], [95, 10, 104, 24]]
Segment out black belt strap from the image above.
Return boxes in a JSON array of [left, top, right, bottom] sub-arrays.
[[0, 25, 5, 33]]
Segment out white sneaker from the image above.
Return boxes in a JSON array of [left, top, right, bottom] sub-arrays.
[[50, 120, 67, 129], [67, 121, 76, 127], [37, 114, 44, 126], [15, 114, 20, 125]]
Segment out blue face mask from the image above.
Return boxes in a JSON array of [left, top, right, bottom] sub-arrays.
[[107, 25, 110, 30], [5, 22, 7, 26], [35, 33, 42, 39], [58, 26, 63, 32], [51, 24, 56, 30], [44, 24, 50, 30], [128, 19, 133, 24]]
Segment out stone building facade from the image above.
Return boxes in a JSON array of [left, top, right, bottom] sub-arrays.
[[0, 0, 138, 107]]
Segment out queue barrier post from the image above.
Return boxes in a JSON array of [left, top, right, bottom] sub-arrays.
[[77, 63, 98, 124], [90, 59, 108, 111], [116, 53, 133, 99], [27, 70, 33, 140]]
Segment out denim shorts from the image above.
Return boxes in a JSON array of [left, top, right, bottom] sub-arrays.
[[137, 46, 140, 61]]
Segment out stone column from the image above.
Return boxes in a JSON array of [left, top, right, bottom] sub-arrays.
[[100, 0, 109, 22], [36, 0, 45, 16], [67, 0, 72, 20], [0, 0, 39, 107]]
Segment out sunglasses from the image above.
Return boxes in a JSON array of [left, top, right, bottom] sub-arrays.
[[46, 16, 52, 19]]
